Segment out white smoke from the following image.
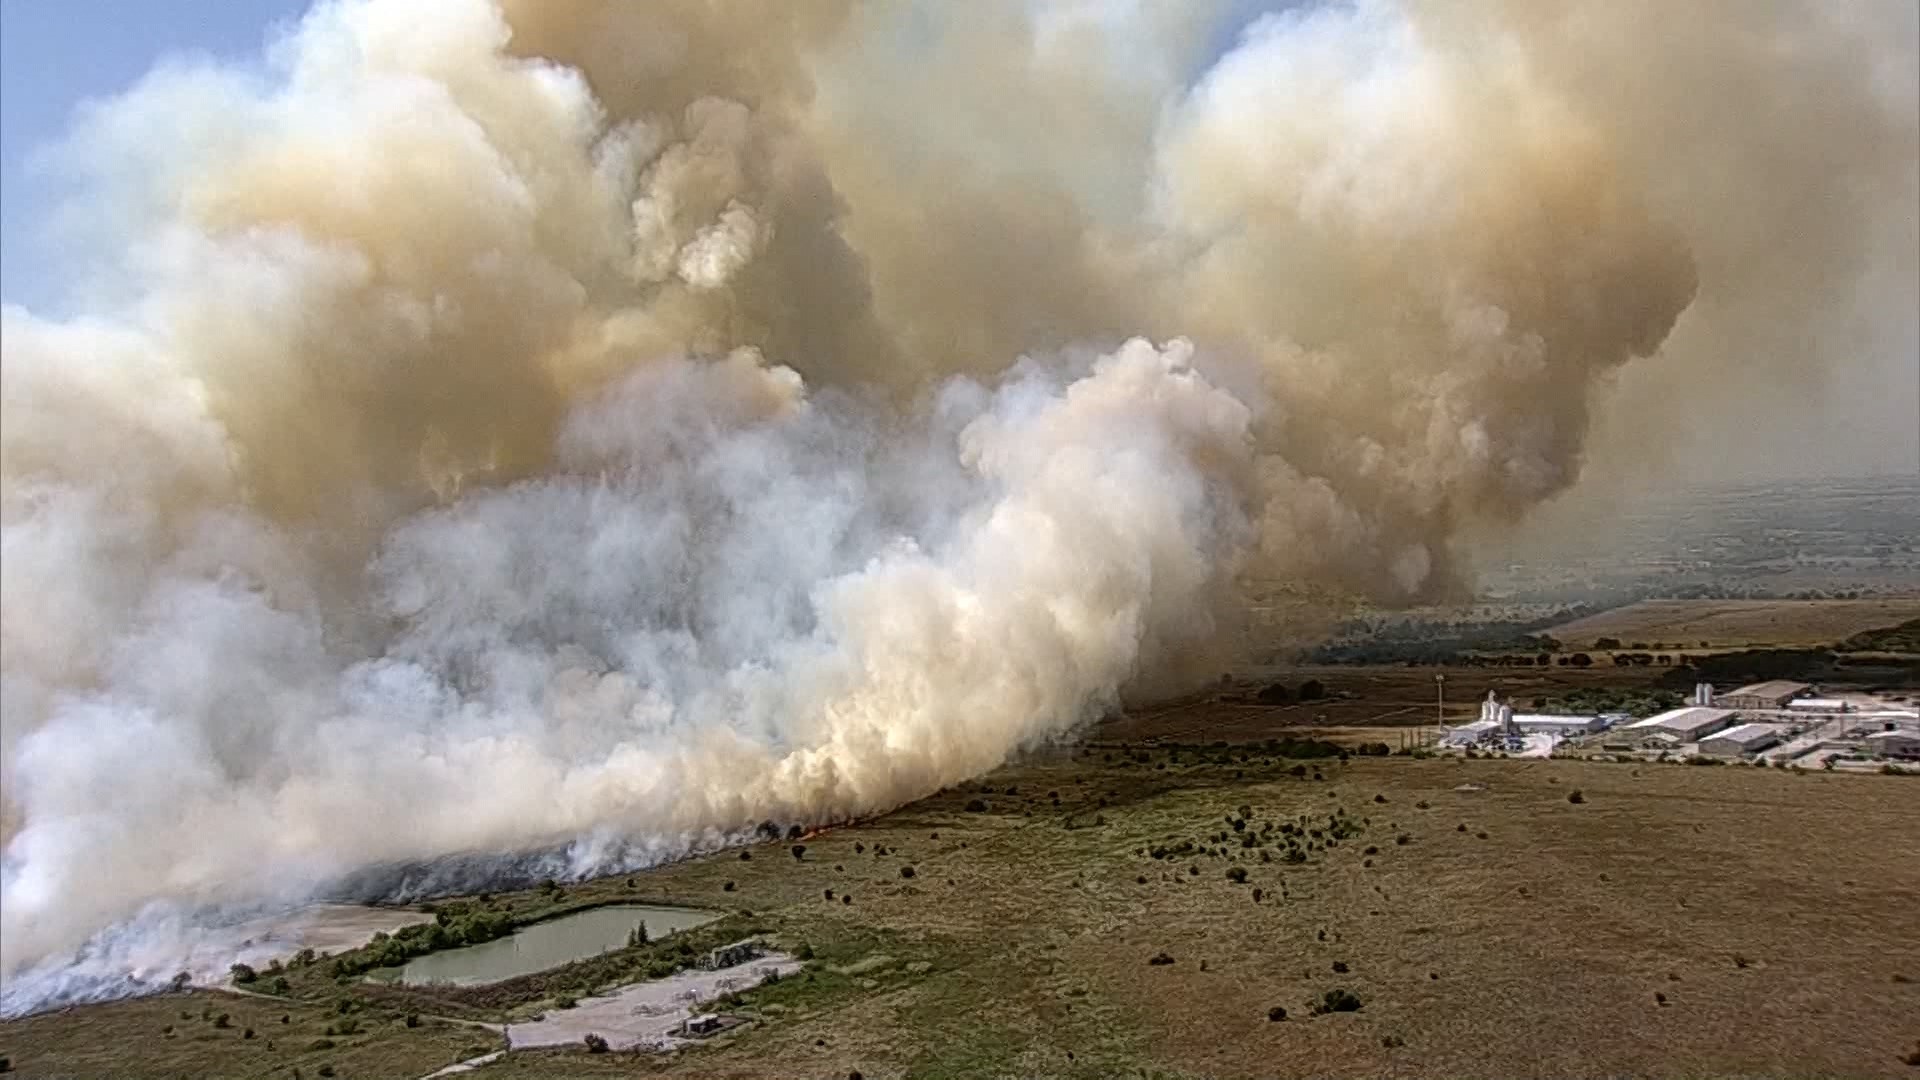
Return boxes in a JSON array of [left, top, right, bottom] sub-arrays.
[[2, 0, 1912, 1013]]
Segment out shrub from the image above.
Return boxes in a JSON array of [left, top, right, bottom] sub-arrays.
[[1251, 887, 1263, 903], [555, 993, 578, 1009], [538, 878, 559, 896], [212, 1013, 231, 1029], [723, 881, 736, 892], [1268, 1006, 1288, 1021], [306, 1039, 336, 1051], [796, 942, 815, 960], [1363, 845, 1378, 855], [318, 1067, 336, 1079], [1226, 867, 1248, 883], [404, 1013, 420, 1028], [739, 850, 752, 861], [628, 921, 650, 948], [900, 866, 916, 879], [1148, 952, 1175, 966], [1311, 988, 1363, 1014], [268, 976, 291, 996], [1299, 680, 1326, 701], [788, 824, 805, 840], [243, 1028, 254, 1040], [965, 799, 988, 813], [1568, 790, 1585, 804], [792, 844, 807, 860], [1332, 961, 1349, 973], [229, 963, 257, 984], [1396, 834, 1411, 846], [584, 1033, 609, 1054]]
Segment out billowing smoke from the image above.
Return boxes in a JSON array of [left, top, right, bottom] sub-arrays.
[[2, 0, 1911, 1012]]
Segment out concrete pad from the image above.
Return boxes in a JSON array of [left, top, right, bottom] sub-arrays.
[[504, 952, 802, 1052]]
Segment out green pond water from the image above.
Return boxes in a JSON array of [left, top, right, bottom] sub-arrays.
[[364, 904, 717, 987]]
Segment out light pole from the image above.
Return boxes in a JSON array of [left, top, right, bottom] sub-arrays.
[[1434, 674, 1445, 747]]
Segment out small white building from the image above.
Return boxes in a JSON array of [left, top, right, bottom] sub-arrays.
[[1626, 706, 1738, 743], [1698, 723, 1784, 757]]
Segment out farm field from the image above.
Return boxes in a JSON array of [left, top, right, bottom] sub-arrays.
[[6, 750, 1917, 1080], [1545, 598, 1920, 652]]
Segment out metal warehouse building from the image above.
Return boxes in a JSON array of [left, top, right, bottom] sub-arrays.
[[1626, 706, 1738, 743], [1863, 730, 1920, 760], [1699, 723, 1784, 757], [1719, 681, 1810, 710]]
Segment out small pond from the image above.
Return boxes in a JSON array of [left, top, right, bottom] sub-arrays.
[[364, 904, 717, 987]]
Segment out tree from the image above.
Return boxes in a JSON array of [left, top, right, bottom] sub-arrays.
[[1569, 653, 1593, 667], [584, 1033, 609, 1053], [791, 844, 807, 860], [229, 963, 257, 984], [1298, 680, 1326, 701]]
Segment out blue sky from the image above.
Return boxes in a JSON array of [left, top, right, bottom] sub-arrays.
[[0, 0, 308, 309]]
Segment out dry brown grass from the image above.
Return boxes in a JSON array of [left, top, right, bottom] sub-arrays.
[[1100, 664, 1670, 743], [6, 752, 1916, 1079], [1547, 598, 1920, 651]]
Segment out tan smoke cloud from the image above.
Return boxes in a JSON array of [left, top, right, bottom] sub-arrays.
[[1, 0, 1911, 1011]]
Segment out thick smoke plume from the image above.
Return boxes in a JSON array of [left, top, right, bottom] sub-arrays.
[[2, 0, 1912, 1012]]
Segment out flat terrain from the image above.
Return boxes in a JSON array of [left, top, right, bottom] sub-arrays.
[[1546, 598, 1920, 651], [6, 750, 1917, 1079], [1105, 664, 1672, 742]]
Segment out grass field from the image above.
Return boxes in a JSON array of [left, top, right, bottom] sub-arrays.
[[6, 746, 1917, 1080], [1106, 664, 1673, 741], [1546, 598, 1920, 651]]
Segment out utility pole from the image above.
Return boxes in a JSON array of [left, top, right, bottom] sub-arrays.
[[1434, 673, 1445, 748]]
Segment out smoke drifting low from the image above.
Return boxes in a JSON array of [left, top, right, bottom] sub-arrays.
[[2, 0, 1912, 1011]]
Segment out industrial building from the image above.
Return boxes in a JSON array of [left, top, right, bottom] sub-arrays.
[[1718, 681, 1810, 710], [1699, 723, 1785, 757], [1509, 714, 1608, 736], [1441, 719, 1501, 747], [1625, 706, 1738, 743], [1786, 697, 1849, 714], [1863, 730, 1920, 759]]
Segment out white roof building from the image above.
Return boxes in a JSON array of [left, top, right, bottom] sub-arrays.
[[1699, 723, 1785, 756], [1441, 719, 1500, 746], [1627, 706, 1738, 742], [1509, 714, 1605, 735], [1863, 730, 1920, 758], [1786, 698, 1849, 712]]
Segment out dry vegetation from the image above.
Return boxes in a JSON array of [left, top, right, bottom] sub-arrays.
[[6, 743, 1917, 1079], [1103, 664, 1673, 742], [1547, 598, 1920, 652]]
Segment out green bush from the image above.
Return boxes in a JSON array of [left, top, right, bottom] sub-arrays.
[[229, 963, 257, 984], [584, 1033, 609, 1053]]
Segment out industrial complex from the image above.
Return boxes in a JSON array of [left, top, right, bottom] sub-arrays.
[[1440, 681, 1920, 768]]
